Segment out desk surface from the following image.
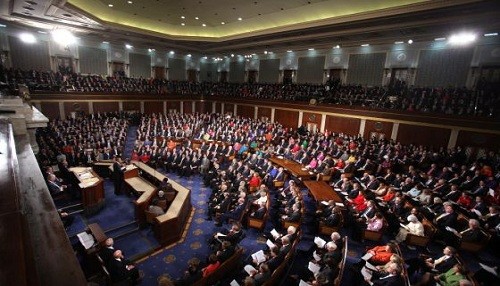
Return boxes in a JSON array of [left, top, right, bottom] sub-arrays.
[[132, 161, 187, 192], [269, 156, 314, 179], [304, 180, 343, 203], [88, 223, 107, 246]]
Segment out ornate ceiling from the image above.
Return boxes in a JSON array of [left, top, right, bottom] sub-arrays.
[[1, 0, 499, 55]]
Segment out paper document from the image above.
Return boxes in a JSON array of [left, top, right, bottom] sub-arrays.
[[321, 201, 329, 206], [270, 229, 280, 239], [266, 239, 276, 249], [400, 223, 409, 229], [244, 264, 257, 275], [313, 250, 321, 262], [340, 192, 348, 196], [335, 202, 345, 207], [308, 261, 321, 275], [361, 266, 373, 280], [362, 252, 374, 260], [230, 280, 240, 286], [77, 232, 95, 250], [216, 232, 227, 237], [299, 280, 311, 286], [479, 263, 498, 276], [251, 250, 266, 264], [314, 236, 327, 248], [445, 226, 457, 233], [334, 188, 342, 192]]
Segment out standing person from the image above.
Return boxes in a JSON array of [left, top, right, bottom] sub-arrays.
[[108, 250, 140, 283], [112, 156, 125, 195]]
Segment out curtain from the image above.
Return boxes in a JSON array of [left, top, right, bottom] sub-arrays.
[[297, 56, 325, 84], [129, 53, 151, 78], [168, 58, 186, 80], [259, 59, 280, 83], [200, 62, 217, 82], [78, 46, 107, 75], [347, 53, 386, 86], [415, 48, 473, 87], [9, 36, 50, 71], [229, 61, 245, 83]]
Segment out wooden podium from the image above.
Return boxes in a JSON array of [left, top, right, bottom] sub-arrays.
[[70, 167, 105, 215]]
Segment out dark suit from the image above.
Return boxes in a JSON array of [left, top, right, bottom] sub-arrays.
[[99, 246, 115, 264], [370, 274, 405, 286], [107, 258, 139, 283], [112, 162, 124, 195]]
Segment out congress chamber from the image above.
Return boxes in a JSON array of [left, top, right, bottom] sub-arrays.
[[0, 1, 499, 285]]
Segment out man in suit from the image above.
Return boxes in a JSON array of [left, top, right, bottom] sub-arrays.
[[99, 238, 115, 263], [364, 262, 404, 286], [108, 250, 140, 283], [112, 156, 125, 195], [216, 197, 246, 226], [47, 174, 68, 198]]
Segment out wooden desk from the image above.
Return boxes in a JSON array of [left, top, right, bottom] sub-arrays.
[[132, 161, 192, 245], [125, 176, 157, 224], [107, 163, 140, 179], [93, 160, 114, 177], [88, 223, 108, 246], [269, 156, 314, 180], [70, 167, 105, 215], [304, 180, 343, 203]]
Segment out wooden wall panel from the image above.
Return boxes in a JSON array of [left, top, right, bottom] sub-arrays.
[[64, 101, 89, 116], [144, 101, 163, 114], [200, 101, 212, 114], [257, 107, 271, 120], [302, 112, 322, 126], [122, 101, 140, 111], [215, 102, 222, 114], [325, 115, 360, 135], [275, 109, 299, 128], [364, 120, 393, 139], [183, 101, 193, 114], [238, 105, 255, 119], [40, 102, 60, 119], [167, 101, 181, 113], [397, 124, 450, 147], [225, 103, 234, 115], [93, 102, 118, 113], [456, 131, 500, 149]]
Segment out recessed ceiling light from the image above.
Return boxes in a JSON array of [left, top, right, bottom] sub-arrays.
[[434, 37, 446, 41], [264, 51, 268, 54], [108, 4, 113, 7], [484, 32, 498, 37], [181, 23, 185, 26], [181, 16, 185, 19], [127, 1, 133, 4], [37, 30, 47, 34], [169, 51, 175, 54], [202, 23, 206, 27], [187, 54, 192, 57], [287, 50, 292, 53], [237, 17, 242, 21], [333, 45, 340, 49], [0, 24, 6, 28], [407, 39, 413, 44], [221, 22, 225, 25], [231, 54, 234, 57], [394, 41, 404, 44], [308, 48, 314, 51], [195, 17, 199, 20], [125, 44, 133, 49], [102, 41, 109, 44], [148, 48, 155, 52], [361, 44, 369, 47]]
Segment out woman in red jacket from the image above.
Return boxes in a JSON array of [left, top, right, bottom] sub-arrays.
[[202, 254, 220, 277]]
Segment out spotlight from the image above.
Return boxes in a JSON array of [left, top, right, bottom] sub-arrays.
[[125, 44, 133, 49], [449, 32, 476, 45], [19, 32, 36, 44], [52, 29, 76, 46], [408, 39, 413, 44]]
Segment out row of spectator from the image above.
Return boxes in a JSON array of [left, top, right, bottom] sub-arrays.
[[3, 68, 498, 116]]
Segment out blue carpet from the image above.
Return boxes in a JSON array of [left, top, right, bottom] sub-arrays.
[[123, 125, 138, 159]]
